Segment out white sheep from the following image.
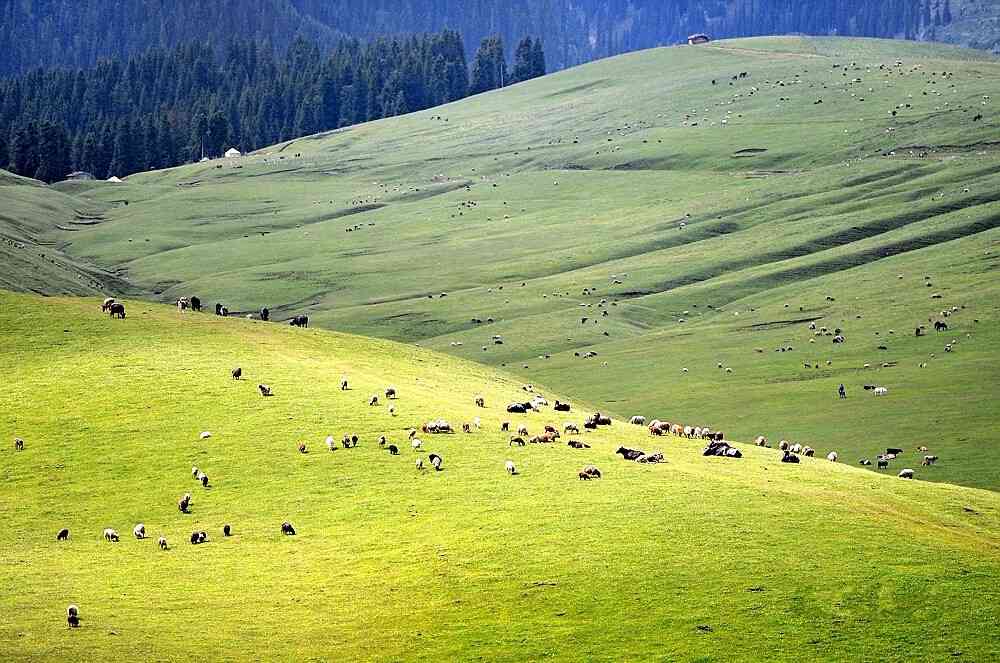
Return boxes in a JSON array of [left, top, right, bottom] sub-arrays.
[[133, 523, 145, 539], [103, 528, 119, 542], [827, 451, 839, 462], [629, 416, 646, 425], [411, 438, 423, 451], [517, 424, 529, 437], [790, 443, 803, 454], [754, 436, 767, 447], [415, 457, 425, 470], [898, 468, 914, 479], [325, 435, 335, 451], [200, 431, 212, 440], [505, 460, 517, 475], [873, 387, 888, 396], [158, 536, 168, 550]]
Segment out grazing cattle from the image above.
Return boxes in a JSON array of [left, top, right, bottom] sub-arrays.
[[509, 436, 526, 447], [190, 296, 201, 312], [475, 396, 485, 408], [649, 421, 671, 436], [790, 443, 802, 454], [189, 531, 202, 544], [898, 469, 914, 479], [177, 297, 189, 311], [57, 528, 69, 541], [507, 403, 527, 414], [595, 414, 612, 426], [934, 320, 948, 331], [103, 528, 119, 542], [388, 444, 399, 455], [584, 417, 598, 430], [231, 367, 242, 380], [158, 536, 168, 550], [223, 524, 232, 537], [564, 423, 580, 434], [429, 453, 443, 471], [215, 303, 223, 316], [877, 457, 889, 470], [14, 437, 24, 451], [462, 423, 472, 433], [178, 494, 191, 513], [133, 523, 145, 539], [567, 439, 590, 449], [629, 416, 646, 426], [505, 460, 517, 475], [201, 474, 209, 487], [101, 297, 116, 312], [616, 446, 645, 461], [289, 315, 309, 327], [501, 421, 511, 432], [281, 522, 296, 536], [109, 303, 126, 319], [781, 451, 800, 464], [827, 451, 838, 462], [922, 455, 939, 466], [385, 387, 397, 399], [637, 452, 664, 464], [578, 471, 594, 480], [779, 440, 789, 451], [554, 400, 571, 412], [67, 604, 80, 628], [258, 384, 272, 397], [803, 447, 815, 457], [581, 465, 602, 479], [754, 436, 767, 447]]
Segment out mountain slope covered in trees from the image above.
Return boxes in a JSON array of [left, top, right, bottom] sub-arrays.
[[1, 0, 996, 77]]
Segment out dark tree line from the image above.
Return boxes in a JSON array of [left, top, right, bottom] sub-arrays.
[[1, 32, 546, 181], [0, 0, 967, 79]]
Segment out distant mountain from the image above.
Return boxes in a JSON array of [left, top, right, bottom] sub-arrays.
[[1, 0, 996, 77]]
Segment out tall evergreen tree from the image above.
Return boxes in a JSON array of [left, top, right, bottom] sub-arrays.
[[511, 37, 535, 83], [470, 35, 506, 94], [33, 122, 70, 183], [530, 38, 546, 78]]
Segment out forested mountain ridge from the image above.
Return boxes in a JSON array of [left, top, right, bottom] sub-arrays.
[[2, 0, 996, 77]]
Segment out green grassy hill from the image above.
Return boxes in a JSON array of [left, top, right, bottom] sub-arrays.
[[1, 291, 998, 661], [7, 36, 1000, 489]]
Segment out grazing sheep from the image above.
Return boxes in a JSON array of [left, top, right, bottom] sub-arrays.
[[258, 384, 272, 397], [200, 431, 211, 440], [326, 436, 336, 451], [101, 297, 116, 312], [517, 424, 529, 437], [369, 394, 379, 407], [803, 447, 815, 457], [827, 451, 839, 462], [201, 474, 209, 487], [258, 307, 268, 321], [873, 387, 888, 396], [388, 405, 396, 416], [509, 436, 526, 447], [475, 396, 485, 408], [859, 458, 872, 466], [388, 444, 399, 455], [567, 439, 590, 449], [877, 457, 889, 470], [14, 437, 24, 451], [505, 460, 517, 475], [779, 440, 789, 451], [103, 528, 119, 542], [191, 466, 200, 477], [781, 451, 800, 464], [289, 315, 309, 328], [429, 454, 442, 471], [922, 455, 939, 466], [281, 522, 296, 536], [554, 400, 571, 412], [385, 387, 397, 399], [637, 452, 664, 464], [340, 376, 349, 390], [133, 523, 145, 540], [581, 465, 602, 479], [57, 528, 70, 541], [501, 421, 511, 432], [629, 416, 646, 426], [411, 438, 423, 451], [462, 423, 472, 433], [564, 423, 580, 434], [108, 302, 126, 319], [754, 436, 767, 447], [67, 604, 80, 628], [898, 469, 914, 479], [578, 471, 593, 480], [223, 524, 232, 537], [158, 536, 168, 550], [703, 440, 742, 458], [298, 443, 307, 454], [790, 443, 802, 454], [178, 494, 191, 513]]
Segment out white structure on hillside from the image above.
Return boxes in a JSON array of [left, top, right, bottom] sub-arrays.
[[225, 148, 242, 158]]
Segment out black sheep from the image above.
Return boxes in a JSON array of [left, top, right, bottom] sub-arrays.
[[281, 521, 296, 536], [223, 524, 231, 536], [388, 444, 399, 455], [56, 528, 69, 541], [232, 367, 242, 380], [616, 446, 644, 461]]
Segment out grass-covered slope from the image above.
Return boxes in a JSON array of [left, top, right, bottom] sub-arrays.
[[1, 291, 998, 661], [0, 171, 128, 295], [16, 36, 1000, 489]]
